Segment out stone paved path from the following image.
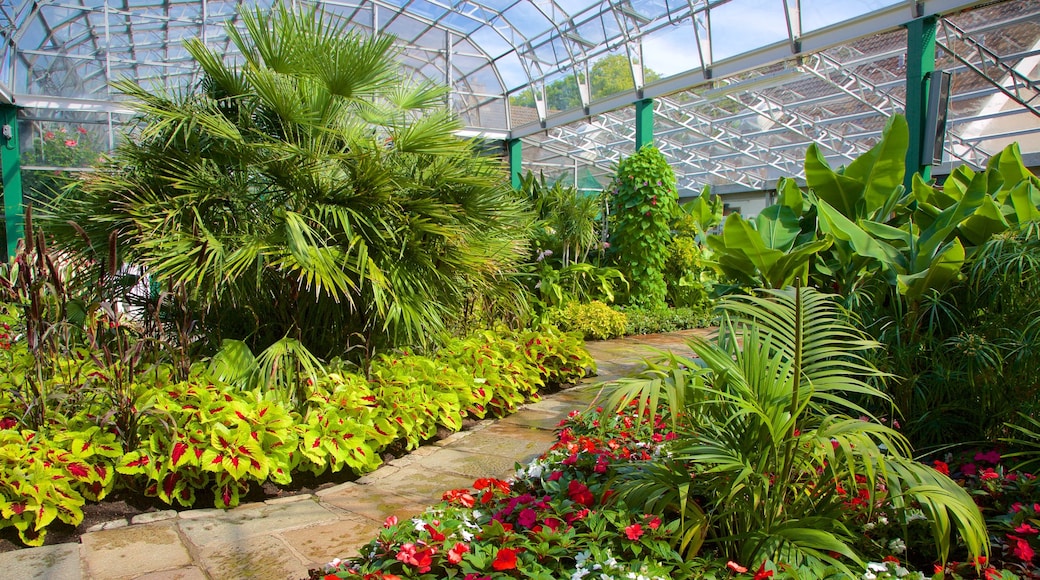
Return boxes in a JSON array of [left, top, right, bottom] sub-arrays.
[[0, 329, 710, 580]]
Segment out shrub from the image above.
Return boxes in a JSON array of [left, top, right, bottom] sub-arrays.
[[551, 300, 627, 340], [664, 236, 715, 308], [620, 305, 714, 335]]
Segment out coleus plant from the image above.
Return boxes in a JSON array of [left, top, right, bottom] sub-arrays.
[[0, 426, 121, 546], [368, 353, 473, 450], [438, 329, 545, 416], [295, 369, 397, 476], [118, 378, 298, 508]]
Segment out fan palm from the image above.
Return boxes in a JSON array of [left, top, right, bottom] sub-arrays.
[[40, 4, 531, 360], [605, 287, 987, 573]]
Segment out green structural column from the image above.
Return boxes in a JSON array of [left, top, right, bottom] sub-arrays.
[[635, 98, 654, 150], [904, 15, 937, 189], [507, 138, 522, 190], [0, 104, 23, 262]]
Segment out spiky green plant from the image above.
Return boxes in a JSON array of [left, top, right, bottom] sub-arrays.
[[605, 287, 988, 573], [40, 4, 531, 360]]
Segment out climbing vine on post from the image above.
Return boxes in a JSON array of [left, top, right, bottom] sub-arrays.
[[609, 146, 678, 309]]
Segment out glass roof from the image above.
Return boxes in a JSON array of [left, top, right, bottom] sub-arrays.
[[2, 0, 1039, 195]]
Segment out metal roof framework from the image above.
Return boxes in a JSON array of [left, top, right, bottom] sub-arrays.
[[1, 0, 1039, 194]]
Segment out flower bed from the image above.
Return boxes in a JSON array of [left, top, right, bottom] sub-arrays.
[[317, 405, 1040, 580]]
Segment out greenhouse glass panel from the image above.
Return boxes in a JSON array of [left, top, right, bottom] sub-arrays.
[[708, 0, 789, 61]]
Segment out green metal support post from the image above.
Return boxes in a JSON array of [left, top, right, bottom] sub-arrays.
[[904, 15, 937, 190], [507, 138, 522, 190], [0, 104, 23, 262], [635, 98, 654, 150]]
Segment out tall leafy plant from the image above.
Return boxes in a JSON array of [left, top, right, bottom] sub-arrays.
[[40, 4, 531, 360], [605, 288, 988, 573], [608, 146, 678, 309]]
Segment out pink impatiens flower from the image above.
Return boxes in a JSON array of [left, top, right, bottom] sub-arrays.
[[447, 542, 469, 564]]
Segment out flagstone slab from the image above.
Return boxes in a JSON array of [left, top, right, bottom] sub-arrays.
[[374, 467, 480, 503], [521, 396, 589, 416], [319, 485, 427, 523], [0, 542, 82, 580], [178, 498, 339, 547], [415, 447, 521, 480], [497, 409, 570, 430], [195, 534, 307, 580], [81, 522, 191, 580], [132, 566, 209, 580], [279, 512, 384, 565], [447, 422, 558, 459]]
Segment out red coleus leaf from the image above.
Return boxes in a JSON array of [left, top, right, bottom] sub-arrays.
[[163, 473, 179, 498], [66, 462, 90, 479], [171, 441, 189, 465], [125, 455, 150, 468]]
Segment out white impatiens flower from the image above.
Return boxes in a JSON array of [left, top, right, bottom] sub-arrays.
[[412, 517, 427, 532], [888, 537, 907, 554]]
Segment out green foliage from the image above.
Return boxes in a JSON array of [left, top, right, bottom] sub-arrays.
[[619, 305, 714, 336], [522, 172, 606, 267], [664, 236, 716, 308], [297, 368, 396, 476], [665, 189, 724, 309], [551, 301, 628, 340], [118, 377, 299, 509], [609, 147, 679, 309], [705, 115, 1040, 451], [39, 5, 531, 360], [369, 353, 480, 450], [533, 262, 628, 309], [604, 288, 988, 571]]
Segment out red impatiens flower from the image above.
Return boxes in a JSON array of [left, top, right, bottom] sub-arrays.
[[753, 562, 774, 580], [1015, 522, 1039, 535], [443, 488, 476, 508], [1008, 534, 1036, 562], [624, 523, 644, 540], [646, 516, 662, 530], [492, 547, 518, 570], [383, 515, 398, 528], [424, 523, 445, 542], [933, 460, 950, 475], [567, 479, 595, 506], [447, 542, 469, 564]]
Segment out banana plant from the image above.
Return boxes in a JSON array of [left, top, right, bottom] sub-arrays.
[[706, 207, 830, 289]]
